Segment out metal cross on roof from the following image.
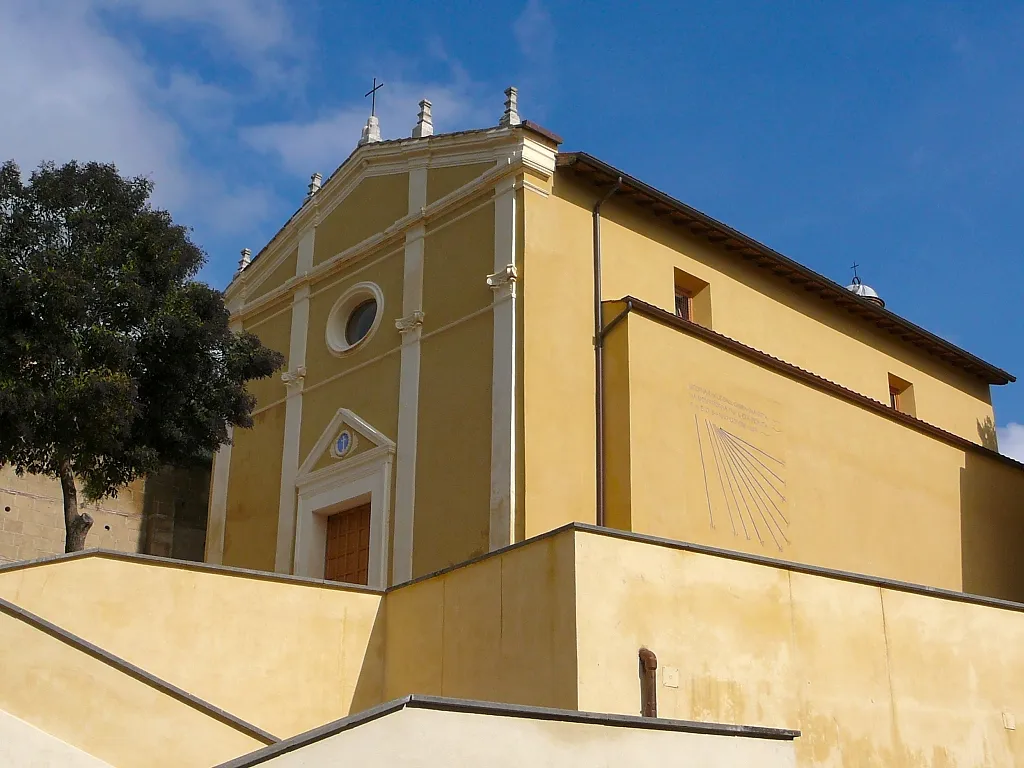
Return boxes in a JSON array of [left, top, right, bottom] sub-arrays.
[[365, 77, 384, 117], [850, 262, 861, 281]]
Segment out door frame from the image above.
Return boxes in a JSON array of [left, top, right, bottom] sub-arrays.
[[294, 412, 394, 589]]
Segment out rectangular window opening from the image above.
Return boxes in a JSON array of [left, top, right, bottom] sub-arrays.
[[673, 269, 711, 328], [887, 373, 916, 417]]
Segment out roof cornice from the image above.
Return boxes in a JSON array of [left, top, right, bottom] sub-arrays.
[[225, 126, 556, 311], [225, 127, 520, 298], [613, 295, 1024, 471], [557, 152, 1014, 386]]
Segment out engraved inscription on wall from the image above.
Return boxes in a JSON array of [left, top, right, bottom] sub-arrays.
[[689, 384, 789, 551]]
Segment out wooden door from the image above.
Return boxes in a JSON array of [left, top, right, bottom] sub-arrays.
[[324, 503, 371, 585]]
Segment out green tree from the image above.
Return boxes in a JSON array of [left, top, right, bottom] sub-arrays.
[[0, 160, 283, 552]]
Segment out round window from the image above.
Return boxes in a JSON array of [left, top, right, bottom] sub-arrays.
[[345, 299, 377, 346], [325, 282, 384, 356]]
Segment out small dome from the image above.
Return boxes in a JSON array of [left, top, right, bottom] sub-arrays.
[[846, 276, 885, 308]]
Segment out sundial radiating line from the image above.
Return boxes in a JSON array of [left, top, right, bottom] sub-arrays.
[[723, 438, 789, 526], [720, 434, 790, 518], [710, 420, 760, 544], [716, 430, 780, 550], [695, 414, 715, 529], [724, 428, 785, 467], [707, 419, 745, 539], [711, 419, 750, 540], [717, 427, 788, 531], [718, 428, 786, 493], [716, 429, 788, 548], [721, 434, 787, 503], [704, 418, 736, 536]]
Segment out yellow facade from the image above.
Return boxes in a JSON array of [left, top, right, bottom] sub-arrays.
[[601, 306, 1024, 596], [207, 116, 1021, 597], [9, 112, 1020, 765]]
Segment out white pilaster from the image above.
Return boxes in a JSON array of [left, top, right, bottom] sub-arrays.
[[488, 176, 517, 551], [274, 227, 314, 573], [205, 425, 232, 565], [206, 316, 243, 565], [392, 163, 428, 584]]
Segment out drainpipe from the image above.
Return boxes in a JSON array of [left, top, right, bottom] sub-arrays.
[[593, 177, 622, 528], [639, 647, 658, 717]]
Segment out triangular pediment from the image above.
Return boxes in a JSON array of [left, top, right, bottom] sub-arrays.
[[297, 409, 395, 480]]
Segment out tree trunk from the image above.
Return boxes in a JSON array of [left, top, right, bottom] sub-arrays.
[[59, 460, 93, 553]]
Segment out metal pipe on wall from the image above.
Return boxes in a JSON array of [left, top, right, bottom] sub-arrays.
[[638, 647, 658, 717], [592, 177, 622, 528]]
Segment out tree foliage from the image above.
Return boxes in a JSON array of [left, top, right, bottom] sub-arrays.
[[0, 160, 283, 551]]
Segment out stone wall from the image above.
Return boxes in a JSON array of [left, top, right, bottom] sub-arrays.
[[0, 464, 209, 565]]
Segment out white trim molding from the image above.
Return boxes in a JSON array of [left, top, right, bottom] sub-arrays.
[[392, 162, 428, 584], [488, 176, 518, 552], [294, 408, 395, 588], [205, 426, 233, 565], [207, 316, 244, 565], [222, 126, 518, 310], [274, 282, 311, 573], [225, 131, 555, 324]]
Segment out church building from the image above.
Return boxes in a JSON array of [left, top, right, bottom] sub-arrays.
[[2, 87, 1024, 767], [213, 86, 1021, 600]]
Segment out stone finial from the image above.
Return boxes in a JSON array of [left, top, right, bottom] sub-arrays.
[[412, 99, 434, 138], [359, 115, 382, 146], [498, 86, 520, 127], [237, 248, 252, 272], [307, 172, 322, 197]]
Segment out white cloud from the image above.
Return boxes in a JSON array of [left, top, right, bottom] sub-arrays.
[[511, 0, 555, 121], [97, 0, 295, 57], [997, 423, 1024, 462], [0, 1, 279, 240], [514, 0, 555, 61], [244, 76, 494, 178]]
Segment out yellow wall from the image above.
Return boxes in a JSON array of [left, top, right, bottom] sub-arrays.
[[385, 532, 578, 708], [299, 359, 401, 468], [529, 173, 994, 466], [414, 315, 492, 576], [520, 179, 597, 536], [426, 162, 494, 206], [243, 302, 291, 410], [0, 603, 264, 767], [224, 405, 285, 571], [0, 556, 385, 739], [313, 174, 409, 266], [304, 251, 403, 389], [7, 527, 1024, 767], [610, 309, 1024, 594], [573, 530, 1024, 767], [411, 199, 497, 576], [960, 450, 1024, 601], [421, 199, 495, 329], [248, 247, 298, 303], [602, 304, 632, 532]]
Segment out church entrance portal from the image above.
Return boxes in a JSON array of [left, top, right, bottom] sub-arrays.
[[324, 503, 371, 585]]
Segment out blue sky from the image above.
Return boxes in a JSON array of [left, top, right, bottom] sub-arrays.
[[2, 0, 1023, 454]]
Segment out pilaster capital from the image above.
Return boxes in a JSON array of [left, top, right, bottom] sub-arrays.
[[395, 310, 425, 334], [487, 264, 518, 299], [281, 365, 307, 393]]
